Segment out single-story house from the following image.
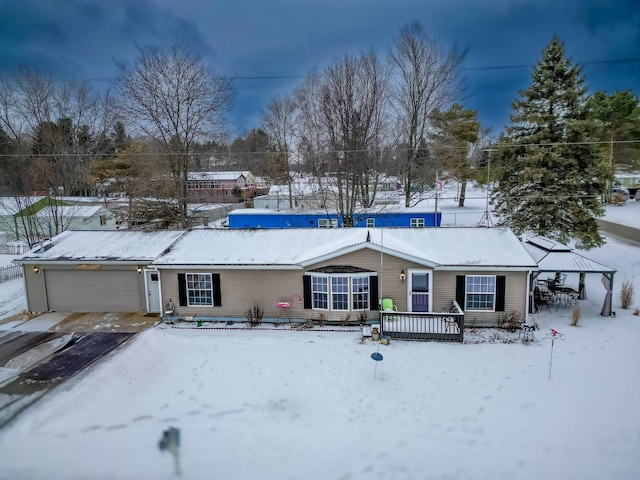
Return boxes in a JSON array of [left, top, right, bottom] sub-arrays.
[[0, 197, 118, 242], [14, 227, 539, 333], [186, 171, 269, 203], [227, 209, 441, 229], [35, 204, 118, 232]]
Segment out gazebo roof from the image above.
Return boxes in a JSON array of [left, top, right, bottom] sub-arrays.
[[524, 236, 615, 274]]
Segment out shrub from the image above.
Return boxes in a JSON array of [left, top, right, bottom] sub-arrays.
[[620, 279, 634, 309], [570, 305, 581, 326], [612, 191, 627, 206], [244, 304, 264, 327], [496, 311, 523, 332]]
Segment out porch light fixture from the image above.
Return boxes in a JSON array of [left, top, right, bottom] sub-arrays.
[[400, 270, 406, 282], [33, 265, 40, 274], [136, 266, 143, 273]]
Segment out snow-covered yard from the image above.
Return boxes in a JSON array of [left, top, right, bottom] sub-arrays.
[[0, 197, 638, 479]]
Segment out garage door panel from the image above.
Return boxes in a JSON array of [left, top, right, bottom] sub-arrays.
[[45, 270, 141, 312]]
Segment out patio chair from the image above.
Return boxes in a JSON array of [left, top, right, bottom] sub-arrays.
[[381, 298, 398, 322], [382, 298, 397, 312], [533, 287, 552, 313]]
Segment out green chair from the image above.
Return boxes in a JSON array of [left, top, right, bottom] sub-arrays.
[[382, 298, 397, 312]]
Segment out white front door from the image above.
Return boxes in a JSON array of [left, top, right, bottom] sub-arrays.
[[145, 270, 161, 313]]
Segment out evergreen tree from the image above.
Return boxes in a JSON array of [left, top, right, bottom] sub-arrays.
[[586, 90, 640, 178], [429, 103, 480, 207], [492, 36, 606, 249]]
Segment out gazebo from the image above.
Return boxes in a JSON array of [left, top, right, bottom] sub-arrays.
[[524, 236, 616, 316]]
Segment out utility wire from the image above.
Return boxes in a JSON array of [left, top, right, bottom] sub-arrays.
[[1, 58, 639, 83], [0, 139, 638, 158]]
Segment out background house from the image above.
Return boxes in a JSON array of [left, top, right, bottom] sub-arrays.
[[186, 171, 269, 203], [227, 209, 442, 229], [614, 172, 640, 198], [0, 197, 118, 244]]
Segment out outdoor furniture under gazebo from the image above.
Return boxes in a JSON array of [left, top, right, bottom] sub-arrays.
[[523, 236, 616, 316]]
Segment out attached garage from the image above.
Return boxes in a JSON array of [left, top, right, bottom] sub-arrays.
[[14, 230, 185, 314], [44, 268, 143, 312]]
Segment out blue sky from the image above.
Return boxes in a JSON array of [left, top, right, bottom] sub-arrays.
[[1, 0, 638, 139]]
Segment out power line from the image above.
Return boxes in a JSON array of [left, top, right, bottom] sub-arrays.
[[462, 58, 640, 71], [0, 139, 638, 158], [2, 58, 639, 83]]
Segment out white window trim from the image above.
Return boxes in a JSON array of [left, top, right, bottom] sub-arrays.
[[309, 273, 371, 311], [312, 275, 329, 310], [407, 269, 432, 312], [186, 272, 213, 307], [366, 217, 375, 228], [465, 274, 497, 312], [318, 218, 338, 228], [410, 217, 425, 228]]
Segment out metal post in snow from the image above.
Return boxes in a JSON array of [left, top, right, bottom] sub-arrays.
[[548, 328, 564, 380], [371, 342, 383, 379], [159, 427, 181, 477]]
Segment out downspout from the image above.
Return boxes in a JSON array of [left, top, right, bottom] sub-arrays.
[[42, 268, 49, 312], [525, 270, 533, 319]]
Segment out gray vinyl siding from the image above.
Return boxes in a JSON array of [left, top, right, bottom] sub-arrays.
[[27, 266, 145, 313]]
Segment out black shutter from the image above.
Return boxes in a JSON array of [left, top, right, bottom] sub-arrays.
[[495, 275, 506, 312], [369, 275, 379, 310], [303, 275, 312, 309], [456, 275, 465, 310], [178, 273, 187, 306], [213, 273, 222, 306]]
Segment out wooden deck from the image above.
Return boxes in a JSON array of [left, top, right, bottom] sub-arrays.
[[380, 302, 464, 342]]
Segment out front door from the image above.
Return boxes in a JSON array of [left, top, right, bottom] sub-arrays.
[[410, 271, 430, 312], [145, 270, 161, 313]]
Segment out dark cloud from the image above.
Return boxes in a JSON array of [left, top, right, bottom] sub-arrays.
[[0, 0, 637, 137]]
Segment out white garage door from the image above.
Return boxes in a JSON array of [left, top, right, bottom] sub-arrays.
[[45, 270, 142, 312]]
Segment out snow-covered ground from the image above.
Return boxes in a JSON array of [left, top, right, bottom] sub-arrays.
[[0, 193, 638, 480]]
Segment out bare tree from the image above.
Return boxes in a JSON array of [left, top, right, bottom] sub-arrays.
[[21, 71, 115, 196], [1, 70, 115, 197], [294, 70, 331, 187], [117, 46, 236, 227], [389, 22, 466, 207], [319, 51, 390, 225], [260, 93, 297, 207]]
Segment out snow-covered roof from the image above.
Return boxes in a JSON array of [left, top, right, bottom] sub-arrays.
[[34, 205, 107, 218], [0, 196, 45, 216], [268, 184, 317, 196], [14, 230, 185, 264], [523, 238, 615, 273], [151, 227, 536, 270]]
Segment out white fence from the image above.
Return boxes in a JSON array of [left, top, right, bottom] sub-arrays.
[[0, 244, 29, 255], [0, 264, 23, 283]]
